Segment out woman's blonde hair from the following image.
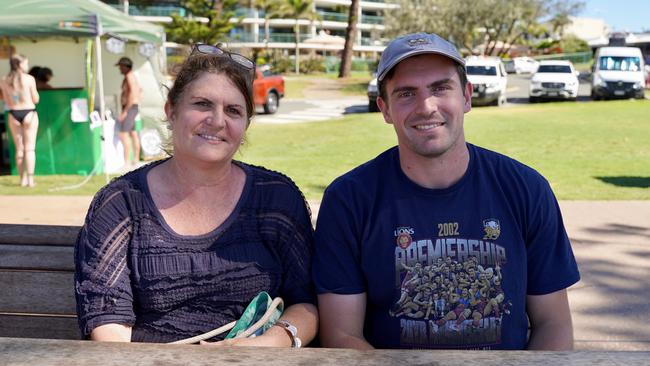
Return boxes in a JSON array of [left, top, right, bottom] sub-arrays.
[[7, 54, 28, 99]]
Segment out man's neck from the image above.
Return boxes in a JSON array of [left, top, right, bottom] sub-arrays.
[[397, 141, 470, 190]]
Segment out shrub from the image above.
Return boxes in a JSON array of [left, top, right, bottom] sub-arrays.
[[300, 57, 326, 74]]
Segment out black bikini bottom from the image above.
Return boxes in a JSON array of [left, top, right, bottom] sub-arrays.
[[9, 109, 36, 124]]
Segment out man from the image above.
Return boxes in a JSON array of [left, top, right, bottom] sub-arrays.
[[313, 32, 580, 350], [115, 57, 141, 166]]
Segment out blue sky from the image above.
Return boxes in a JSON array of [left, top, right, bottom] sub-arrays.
[[581, 0, 650, 32]]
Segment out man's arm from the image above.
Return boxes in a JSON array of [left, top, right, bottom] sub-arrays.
[[526, 288, 574, 350], [318, 293, 374, 350]]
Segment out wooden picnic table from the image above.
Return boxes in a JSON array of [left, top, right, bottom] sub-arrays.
[[0, 337, 649, 365]]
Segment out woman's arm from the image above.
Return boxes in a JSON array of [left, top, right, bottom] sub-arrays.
[[90, 324, 133, 342], [74, 186, 136, 341], [30, 76, 39, 104]]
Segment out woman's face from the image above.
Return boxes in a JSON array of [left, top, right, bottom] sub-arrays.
[[166, 71, 248, 165]]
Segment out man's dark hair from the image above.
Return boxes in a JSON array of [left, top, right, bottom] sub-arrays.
[[37, 67, 53, 82], [378, 63, 468, 102]]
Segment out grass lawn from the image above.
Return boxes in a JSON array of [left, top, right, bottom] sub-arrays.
[[241, 99, 650, 201], [1, 100, 648, 200]]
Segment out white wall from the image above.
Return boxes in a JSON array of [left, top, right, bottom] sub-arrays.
[[0, 39, 85, 88]]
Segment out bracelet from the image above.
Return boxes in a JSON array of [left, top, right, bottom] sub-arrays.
[[274, 320, 302, 348]]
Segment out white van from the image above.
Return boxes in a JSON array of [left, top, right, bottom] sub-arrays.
[[591, 46, 646, 100]]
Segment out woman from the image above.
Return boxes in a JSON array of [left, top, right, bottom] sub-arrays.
[[74, 45, 317, 346], [0, 54, 39, 187]]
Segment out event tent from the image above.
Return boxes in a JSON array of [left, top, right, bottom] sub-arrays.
[[0, 0, 163, 44], [0, 0, 167, 174]]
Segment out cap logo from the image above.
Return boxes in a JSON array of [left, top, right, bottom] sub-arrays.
[[407, 37, 431, 47]]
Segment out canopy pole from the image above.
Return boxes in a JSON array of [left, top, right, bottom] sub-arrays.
[[93, 14, 109, 183], [95, 35, 105, 124]]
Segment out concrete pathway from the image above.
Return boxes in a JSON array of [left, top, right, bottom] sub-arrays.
[[0, 196, 648, 350], [254, 97, 367, 124], [254, 76, 368, 124]]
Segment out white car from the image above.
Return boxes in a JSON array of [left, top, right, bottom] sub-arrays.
[[509, 57, 539, 74], [529, 60, 579, 102], [367, 76, 379, 112], [465, 57, 508, 106]]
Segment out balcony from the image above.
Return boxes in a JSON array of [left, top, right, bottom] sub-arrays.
[[107, 4, 187, 17], [361, 14, 383, 24], [269, 33, 313, 43], [234, 8, 259, 18], [317, 10, 348, 22], [360, 37, 387, 46]]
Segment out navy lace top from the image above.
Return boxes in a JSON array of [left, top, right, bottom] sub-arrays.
[[74, 160, 315, 343]]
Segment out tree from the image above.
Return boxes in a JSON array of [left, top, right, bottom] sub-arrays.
[[283, 0, 317, 74], [165, 0, 240, 45], [384, 0, 585, 57], [338, 0, 359, 78], [255, 0, 289, 52], [547, 0, 585, 37], [383, 0, 441, 39]]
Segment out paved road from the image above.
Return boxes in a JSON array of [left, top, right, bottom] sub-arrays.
[[504, 73, 592, 105], [252, 74, 597, 122]]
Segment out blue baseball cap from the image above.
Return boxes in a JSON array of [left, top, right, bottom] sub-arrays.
[[377, 32, 465, 82]]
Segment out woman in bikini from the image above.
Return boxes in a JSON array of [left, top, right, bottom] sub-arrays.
[[0, 54, 40, 187]]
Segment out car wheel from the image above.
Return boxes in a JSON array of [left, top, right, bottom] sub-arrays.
[[263, 92, 279, 114], [591, 90, 600, 101], [368, 99, 379, 112]]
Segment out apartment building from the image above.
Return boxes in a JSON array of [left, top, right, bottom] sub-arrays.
[[103, 0, 397, 57]]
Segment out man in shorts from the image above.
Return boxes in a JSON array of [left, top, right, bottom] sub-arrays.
[[116, 57, 141, 166]]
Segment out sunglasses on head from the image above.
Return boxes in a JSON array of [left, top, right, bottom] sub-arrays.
[[192, 44, 255, 73]]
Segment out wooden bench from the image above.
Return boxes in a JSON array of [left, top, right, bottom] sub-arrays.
[[0, 224, 81, 340], [1, 337, 649, 365]]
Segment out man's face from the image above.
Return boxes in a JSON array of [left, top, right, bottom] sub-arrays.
[[377, 54, 471, 159], [118, 64, 129, 75]]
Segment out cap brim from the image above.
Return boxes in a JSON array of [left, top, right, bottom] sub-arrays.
[[378, 49, 465, 81]]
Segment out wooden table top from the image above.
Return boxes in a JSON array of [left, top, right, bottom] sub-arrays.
[[1, 337, 648, 365]]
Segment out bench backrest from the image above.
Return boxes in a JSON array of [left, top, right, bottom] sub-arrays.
[[0, 224, 81, 339]]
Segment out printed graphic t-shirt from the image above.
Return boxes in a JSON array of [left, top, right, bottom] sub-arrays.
[[313, 144, 580, 349]]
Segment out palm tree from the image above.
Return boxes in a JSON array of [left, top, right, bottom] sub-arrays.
[[339, 0, 359, 78], [255, 0, 288, 52], [283, 0, 317, 74]]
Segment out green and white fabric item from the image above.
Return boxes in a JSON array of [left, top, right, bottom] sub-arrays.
[[170, 292, 284, 344]]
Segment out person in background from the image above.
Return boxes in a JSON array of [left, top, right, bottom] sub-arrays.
[[28, 66, 41, 79], [0, 54, 39, 187], [313, 32, 580, 350], [35, 67, 53, 89], [115, 57, 141, 167], [75, 45, 317, 346]]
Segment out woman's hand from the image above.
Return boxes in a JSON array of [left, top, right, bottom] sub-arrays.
[[199, 303, 318, 348]]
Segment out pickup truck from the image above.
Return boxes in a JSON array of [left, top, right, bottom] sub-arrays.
[[253, 68, 284, 114]]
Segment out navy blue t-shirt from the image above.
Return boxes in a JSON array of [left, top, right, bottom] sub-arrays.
[[75, 160, 315, 342], [313, 144, 580, 350]]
